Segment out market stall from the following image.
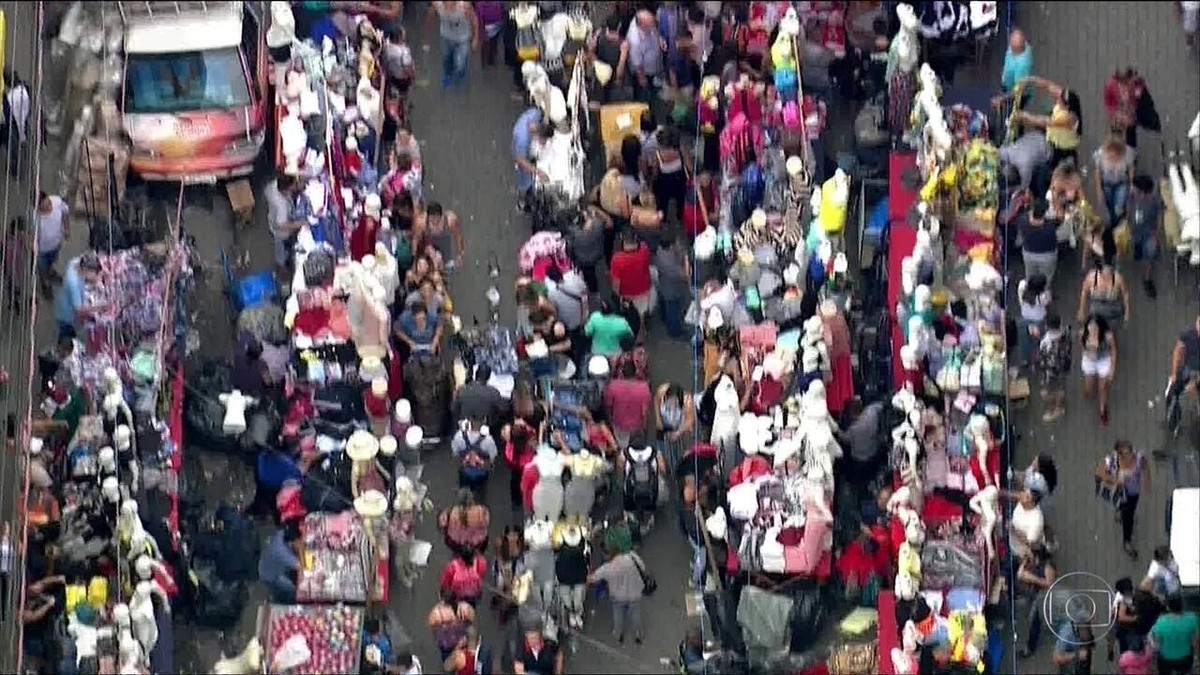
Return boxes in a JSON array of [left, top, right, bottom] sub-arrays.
[[262, 603, 365, 674], [872, 26, 1007, 674], [22, 235, 193, 675], [295, 512, 371, 604]]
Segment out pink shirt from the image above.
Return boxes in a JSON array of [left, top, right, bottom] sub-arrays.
[[604, 379, 652, 433], [1118, 647, 1153, 674]]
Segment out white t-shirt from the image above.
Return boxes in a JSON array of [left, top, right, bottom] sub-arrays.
[[1146, 559, 1181, 595], [1010, 503, 1045, 558], [37, 195, 69, 253]]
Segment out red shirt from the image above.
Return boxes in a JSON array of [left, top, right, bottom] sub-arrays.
[[603, 378, 652, 433], [609, 245, 653, 298]]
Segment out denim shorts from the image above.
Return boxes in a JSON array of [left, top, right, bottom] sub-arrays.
[[37, 248, 60, 272]]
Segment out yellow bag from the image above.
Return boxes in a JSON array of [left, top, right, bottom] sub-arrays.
[[87, 576, 109, 610], [818, 175, 848, 235], [65, 584, 87, 614], [1113, 219, 1132, 258]]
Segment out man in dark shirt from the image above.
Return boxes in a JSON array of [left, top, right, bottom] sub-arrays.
[[1169, 313, 1200, 400], [231, 335, 271, 399], [453, 365, 504, 427], [515, 629, 563, 675], [1127, 175, 1163, 296]]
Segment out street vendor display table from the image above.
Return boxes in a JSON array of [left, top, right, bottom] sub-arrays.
[[264, 603, 364, 674], [296, 512, 369, 604]]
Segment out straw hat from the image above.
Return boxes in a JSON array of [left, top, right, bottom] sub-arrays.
[[354, 490, 389, 519], [394, 399, 412, 423], [404, 425, 424, 449], [346, 430, 380, 462], [370, 378, 389, 399], [750, 209, 768, 230], [378, 435, 398, 457]]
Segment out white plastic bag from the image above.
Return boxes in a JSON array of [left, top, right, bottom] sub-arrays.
[[272, 634, 312, 672]]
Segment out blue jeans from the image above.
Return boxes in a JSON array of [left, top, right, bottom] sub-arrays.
[[37, 248, 60, 275], [659, 295, 687, 339], [1017, 317, 1044, 369], [441, 39, 470, 85], [1101, 180, 1129, 227], [689, 538, 707, 588]]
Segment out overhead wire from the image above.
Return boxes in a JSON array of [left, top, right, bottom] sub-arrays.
[[9, 2, 47, 672]]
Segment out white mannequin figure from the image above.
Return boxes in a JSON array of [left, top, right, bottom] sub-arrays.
[[68, 609, 100, 666], [894, 510, 925, 601], [892, 5, 920, 75], [217, 390, 258, 436], [800, 316, 829, 374], [130, 581, 160, 656], [1168, 157, 1200, 265], [118, 633, 145, 675], [102, 476, 122, 503], [967, 414, 998, 489], [899, 256, 919, 299], [969, 485, 1000, 560], [119, 499, 145, 542], [709, 375, 741, 456], [133, 555, 171, 605], [129, 530, 163, 563], [114, 424, 133, 454], [530, 445, 566, 521], [372, 241, 400, 300]]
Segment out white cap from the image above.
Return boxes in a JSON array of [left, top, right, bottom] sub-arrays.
[[394, 399, 412, 423], [587, 355, 610, 378], [29, 437, 43, 455], [405, 425, 424, 449], [379, 435, 398, 457]]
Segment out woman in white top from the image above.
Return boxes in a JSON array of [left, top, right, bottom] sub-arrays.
[[1017, 273, 1052, 372], [1140, 545, 1181, 601], [1009, 488, 1046, 559]]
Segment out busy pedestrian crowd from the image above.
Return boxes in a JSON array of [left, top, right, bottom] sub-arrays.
[[5, 2, 1200, 675]]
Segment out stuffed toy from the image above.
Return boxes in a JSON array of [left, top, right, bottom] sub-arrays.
[[218, 390, 258, 436]]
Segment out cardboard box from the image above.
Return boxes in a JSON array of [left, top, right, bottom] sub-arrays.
[[226, 179, 255, 218], [599, 102, 649, 161]]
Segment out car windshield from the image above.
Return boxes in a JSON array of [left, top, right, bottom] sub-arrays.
[[125, 47, 250, 114]]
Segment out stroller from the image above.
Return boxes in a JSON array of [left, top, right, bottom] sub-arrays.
[[403, 352, 454, 440]]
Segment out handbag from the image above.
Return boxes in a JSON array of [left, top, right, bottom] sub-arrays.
[[1095, 454, 1126, 508], [630, 553, 658, 596]]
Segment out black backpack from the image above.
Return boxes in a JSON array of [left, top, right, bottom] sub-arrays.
[[625, 447, 658, 507]]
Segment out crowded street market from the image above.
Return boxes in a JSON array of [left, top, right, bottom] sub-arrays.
[[3, 1, 1200, 675]]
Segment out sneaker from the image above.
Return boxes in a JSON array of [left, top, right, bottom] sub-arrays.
[[1144, 278, 1157, 298], [1042, 408, 1064, 422]]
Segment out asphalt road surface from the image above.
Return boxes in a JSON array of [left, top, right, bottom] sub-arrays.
[[998, 4, 1200, 675], [0, 2, 48, 671]]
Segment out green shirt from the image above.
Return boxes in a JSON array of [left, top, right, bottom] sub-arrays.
[[585, 312, 633, 357], [1151, 611, 1199, 661], [53, 387, 87, 439], [300, 1, 331, 10]]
